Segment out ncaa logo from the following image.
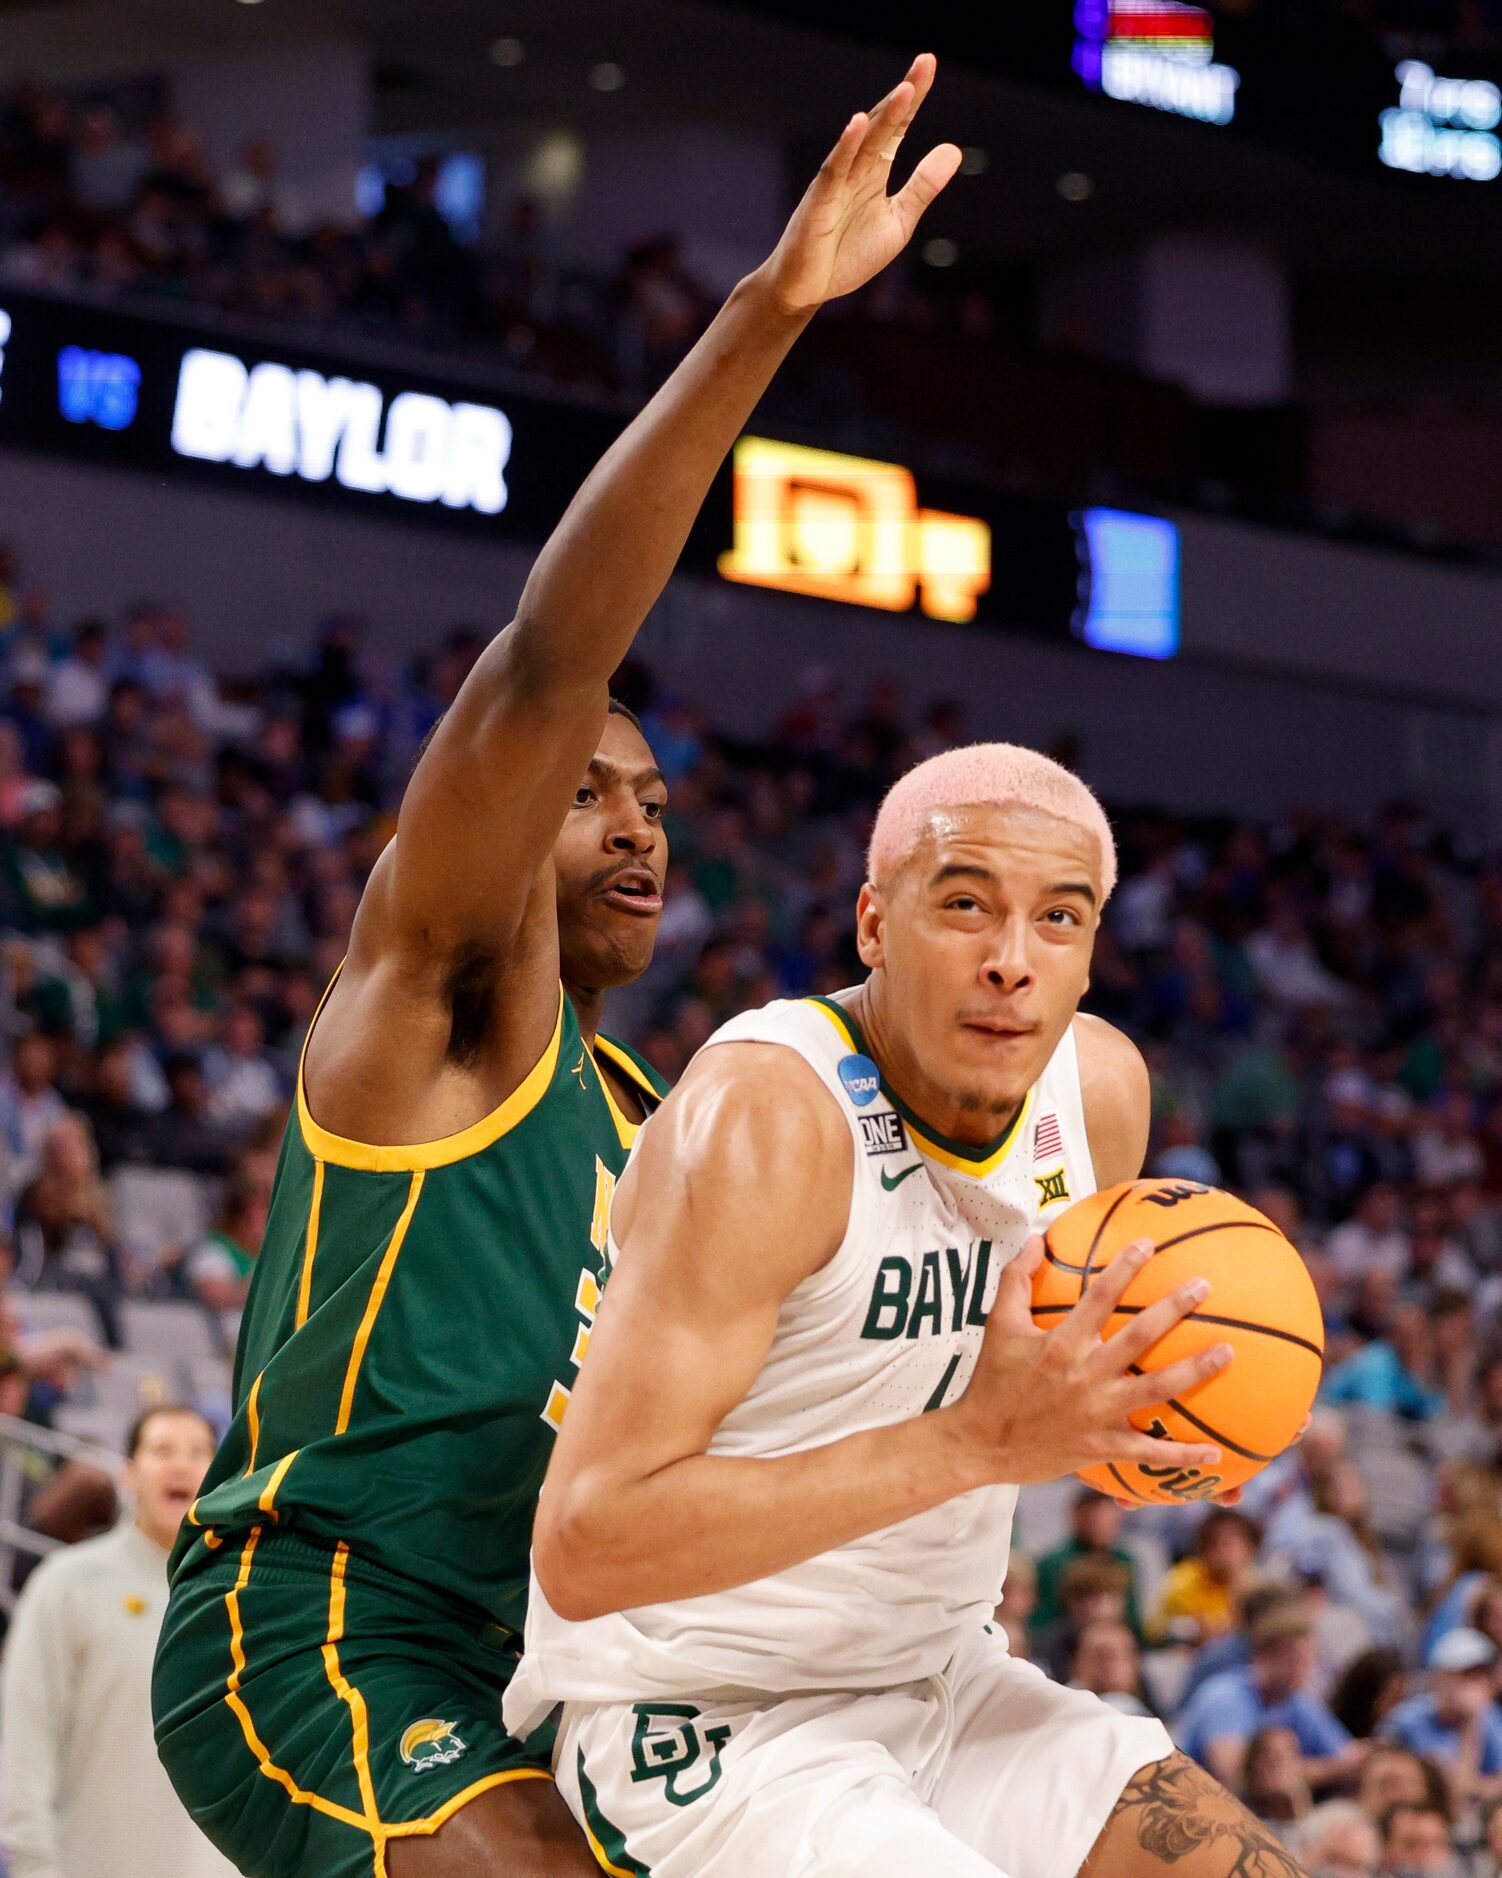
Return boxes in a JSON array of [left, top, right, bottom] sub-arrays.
[[838, 1054, 881, 1108], [399, 1719, 467, 1773]]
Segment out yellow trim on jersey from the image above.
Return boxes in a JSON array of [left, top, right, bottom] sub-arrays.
[[383, 1769, 554, 1838], [295, 1160, 325, 1328], [222, 1526, 552, 1864], [904, 1094, 1034, 1179], [258, 1450, 300, 1518], [243, 1373, 263, 1474], [223, 1527, 372, 1833], [808, 995, 859, 1053], [336, 1172, 425, 1434], [296, 980, 565, 1174], [584, 1041, 640, 1152], [584, 1819, 637, 1878], [321, 1543, 382, 1828], [805, 996, 1036, 1179], [594, 1036, 660, 1102]]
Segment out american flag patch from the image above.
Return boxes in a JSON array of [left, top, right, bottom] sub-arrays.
[[1035, 1112, 1063, 1160]]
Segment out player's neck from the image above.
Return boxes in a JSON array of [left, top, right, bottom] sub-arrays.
[[846, 979, 1025, 1152], [565, 981, 604, 1049]]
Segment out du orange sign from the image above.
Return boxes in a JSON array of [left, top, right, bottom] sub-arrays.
[[717, 437, 992, 624]]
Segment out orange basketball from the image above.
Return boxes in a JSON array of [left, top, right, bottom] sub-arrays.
[[1031, 1179, 1324, 1506]]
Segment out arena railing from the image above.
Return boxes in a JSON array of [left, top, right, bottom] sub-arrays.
[[0, 1410, 122, 1616]]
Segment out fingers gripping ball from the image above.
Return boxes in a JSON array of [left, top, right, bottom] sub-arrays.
[[1032, 1180, 1324, 1506]]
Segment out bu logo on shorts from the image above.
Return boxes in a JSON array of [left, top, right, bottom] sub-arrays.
[[399, 1718, 467, 1773], [629, 1704, 731, 1806]]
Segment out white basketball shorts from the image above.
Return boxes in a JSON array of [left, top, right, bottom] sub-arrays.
[[553, 1625, 1174, 1878]]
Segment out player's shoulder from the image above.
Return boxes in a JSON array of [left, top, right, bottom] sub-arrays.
[[706, 993, 854, 1055], [1070, 1013, 1150, 1187], [1070, 1011, 1147, 1090], [657, 1014, 856, 1171]]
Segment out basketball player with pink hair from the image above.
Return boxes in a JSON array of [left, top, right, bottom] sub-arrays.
[[505, 744, 1310, 1878]]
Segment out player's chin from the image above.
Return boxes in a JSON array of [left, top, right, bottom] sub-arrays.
[[585, 919, 661, 987], [954, 1029, 1044, 1105]]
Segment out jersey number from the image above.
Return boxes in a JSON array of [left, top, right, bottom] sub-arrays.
[[541, 1158, 615, 1433]]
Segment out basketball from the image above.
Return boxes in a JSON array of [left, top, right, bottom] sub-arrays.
[[1031, 1180, 1325, 1507]]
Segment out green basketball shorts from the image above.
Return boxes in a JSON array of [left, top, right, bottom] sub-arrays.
[[152, 1527, 554, 1878]]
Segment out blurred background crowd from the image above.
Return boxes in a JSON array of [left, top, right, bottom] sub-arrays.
[[0, 547, 1500, 1870]]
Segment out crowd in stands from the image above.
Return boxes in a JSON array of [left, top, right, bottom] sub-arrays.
[[2, 538, 1502, 1871], [0, 79, 731, 396]]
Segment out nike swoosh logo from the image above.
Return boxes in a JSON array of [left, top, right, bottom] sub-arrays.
[[880, 1162, 924, 1191]]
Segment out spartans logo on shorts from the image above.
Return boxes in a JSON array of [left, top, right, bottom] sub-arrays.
[[629, 1704, 731, 1806], [399, 1719, 467, 1773]]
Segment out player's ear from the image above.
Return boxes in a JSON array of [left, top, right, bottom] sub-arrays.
[[855, 880, 885, 968]]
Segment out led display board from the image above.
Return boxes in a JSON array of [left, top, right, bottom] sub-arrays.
[[1073, 0, 1240, 126], [1379, 60, 1502, 179], [0, 291, 1177, 657], [718, 437, 992, 624]]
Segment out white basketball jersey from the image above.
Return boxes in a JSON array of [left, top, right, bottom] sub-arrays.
[[505, 992, 1097, 1733]]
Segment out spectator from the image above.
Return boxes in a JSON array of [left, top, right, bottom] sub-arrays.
[[1324, 1303, 1447, 1421], [1479, 1795, 1502, 1878], [1382, 1628, 1502, 1806], [1151, 1508, 1260, 1645], [1175, 1603, 1361, 1791], [0, 1403, 236, 1878], [183, 1157, 268, 1311], [1243, 1723, 1313, 1825], [0, 1030, 68, 1198], [1326, 1185, 1410, 1289], [1377, 1801, 1464, 1876], [140, 1055, 237, 1176], [1331, 1648, 1408, 1742], [1276, 1462, 1410, 1650], [44, 618, 111, 730], [1033, 1554, 1134, 1682], [202, 1002, 283, 1132], [1031, 1487, 1142, 1635], [1068, 1617, 1157, 1718], [1290, 1798, 1381, 1876], [1355, 1745, 1449, 1828], [13, 1113, 125, 1325], [75, 1037, 160, 1172]]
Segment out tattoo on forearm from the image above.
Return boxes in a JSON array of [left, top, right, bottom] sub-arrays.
[[1105, 1755, 1309, 1878]]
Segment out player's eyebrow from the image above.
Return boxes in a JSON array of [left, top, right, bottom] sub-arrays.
[[930, 863, 997, 888], [1046, 881, 1098, 906], [589, 758, 667, 793]]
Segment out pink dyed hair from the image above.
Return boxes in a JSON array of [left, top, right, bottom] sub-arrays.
[[866, 743, 1117, 899]]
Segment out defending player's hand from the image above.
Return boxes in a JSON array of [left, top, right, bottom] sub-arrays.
[[949, 1234, 1234, 1488], [758, 52, 961, 318]]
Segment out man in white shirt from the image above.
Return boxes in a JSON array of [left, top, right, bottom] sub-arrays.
[[0, 1405, 238, 1878]]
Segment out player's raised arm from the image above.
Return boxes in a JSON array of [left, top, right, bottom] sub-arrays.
[[533, 1044, 1233, 1623], [368, 56, 961, 962]]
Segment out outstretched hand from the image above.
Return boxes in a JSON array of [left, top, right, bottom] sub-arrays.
[[759, 53, 962, 318]]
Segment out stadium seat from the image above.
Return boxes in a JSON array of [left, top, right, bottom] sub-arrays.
[[86, 1355, 186, 1419], [51, 1404, 130, 1456], [108, 1166, 217, 1271], [188, 1355, 235, 1430], [118, 1300, 221, 1366], [15, 1291, 103, 1343]]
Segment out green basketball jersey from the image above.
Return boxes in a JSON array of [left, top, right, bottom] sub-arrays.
[[169, 985, 666, 1637]]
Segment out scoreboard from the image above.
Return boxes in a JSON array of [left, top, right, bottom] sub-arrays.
[[0, 290, 1178, 659]]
